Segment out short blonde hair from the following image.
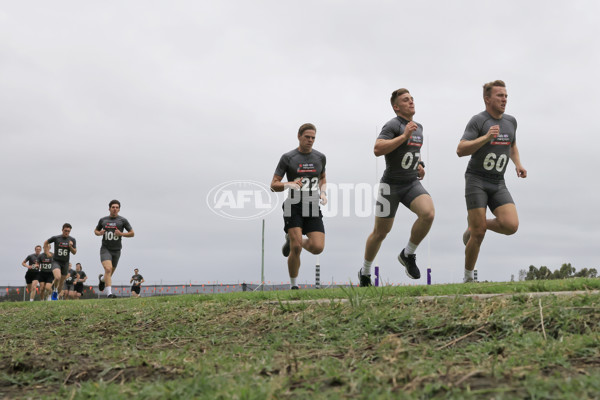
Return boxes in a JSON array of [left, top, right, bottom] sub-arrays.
[[483, 80, 506, 98]]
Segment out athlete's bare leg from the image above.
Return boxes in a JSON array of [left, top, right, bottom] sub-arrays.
[[408, 194, 435, 245], [102, 260, 116, 287], [303, 231, 324, 255], [287, 227, 303, 279], [486, 203, 519, 235], [465, 208, 487, 271], [364, 217, 395, 262]]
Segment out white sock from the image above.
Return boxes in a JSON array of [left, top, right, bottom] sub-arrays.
[[464, 269, 474, 280], [106, 286, 112, 295], [30, 299, 34, 302], [362, 259, 373, 275], [290, 277, 297, 288], [404, 241, 418, 255]]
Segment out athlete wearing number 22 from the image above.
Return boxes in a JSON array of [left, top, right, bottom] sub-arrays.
[[95, 199, 135, 298], [457, 80, 527, 283], [271, 123, 326, 290]]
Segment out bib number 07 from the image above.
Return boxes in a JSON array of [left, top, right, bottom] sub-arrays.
[[483, 153, 508, 172], [401, 152, 420, 170]]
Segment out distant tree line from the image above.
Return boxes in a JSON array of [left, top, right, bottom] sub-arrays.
[[519, 263, 598, 281]]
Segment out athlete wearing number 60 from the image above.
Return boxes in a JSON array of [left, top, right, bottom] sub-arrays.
[[456, 80, 527, 283], [95, 199, 135, 298], [271, 123, 327, 290]]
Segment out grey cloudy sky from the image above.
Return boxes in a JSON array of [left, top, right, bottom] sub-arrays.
[[2, 0, 599, 287]]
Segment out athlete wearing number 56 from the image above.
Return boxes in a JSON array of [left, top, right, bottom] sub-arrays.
[[456, 80, 527, 283], [44, 223, 77, 300], [95, 199, 134, 298], [358, 88, 435, 286], [271, 123, 327, 290]]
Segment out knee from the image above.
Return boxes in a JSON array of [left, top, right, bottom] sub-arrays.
[[290, 241, 303, 255], [420, 208, 435, 224], [470, 227, 486, 244], [310, 244, 324, 255], [371, 229, 389, 242], [505, 221, 519, 235]]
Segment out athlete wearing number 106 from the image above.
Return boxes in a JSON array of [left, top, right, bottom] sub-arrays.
[[95, 199, 134, 298], [456, 80, 527, 283], [358, 89, 435, 286], [271, 123, 327, 290]]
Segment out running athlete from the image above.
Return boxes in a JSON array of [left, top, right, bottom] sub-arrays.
[[63, 264, 79, 299], [358, 88, 435, 286], [74, 263, 87, 299], [38, 252, 55, 301], [270, 123, 327, 290], [130, 268, 144, 298], [456, 80, 527, 283], [95, 200, 135, 298], [44, 223, 77, 299], [21, 245, 42, 301]]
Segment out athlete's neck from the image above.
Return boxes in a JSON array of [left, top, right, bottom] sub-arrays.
[[297, 146, 313, 154], [486, 108, 504, 120], [395, 112, 413, 122]]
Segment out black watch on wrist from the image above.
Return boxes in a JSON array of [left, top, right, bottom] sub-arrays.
[[418, 161, 425, 168]]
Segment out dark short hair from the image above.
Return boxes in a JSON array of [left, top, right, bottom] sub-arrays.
[[483, 80, 506, 98], [35, 245, 42, 249], [298, 123, 316, 136], [62, 223, 72, 230], [390, 88, 410, 107], [109, 199, 121, 208], [134, 268, 139, 271], [76, 263, 81, 266]]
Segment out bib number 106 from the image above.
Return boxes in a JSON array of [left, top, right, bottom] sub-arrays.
[[483, 153, 508, 172]]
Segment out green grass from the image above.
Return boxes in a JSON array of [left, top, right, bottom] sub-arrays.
[[1, 279, 599, 399]]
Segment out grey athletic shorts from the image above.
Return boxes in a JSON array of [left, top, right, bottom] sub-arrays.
[[51, 260, 69, 276], [376, 180, 430, 218], [465, 173, 514, 211], [100, 247, 121, 269]]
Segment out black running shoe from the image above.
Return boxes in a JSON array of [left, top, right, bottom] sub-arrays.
[[282, 234, 290, 257], [98, 274, 105, 292], [358, 268, 372, 287], [107, 294, 117, 298], [291, 286, 299, 290], [398, 249, 421, 279]]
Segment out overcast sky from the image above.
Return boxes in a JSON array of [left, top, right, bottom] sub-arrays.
[[2, 0, 599, 287]]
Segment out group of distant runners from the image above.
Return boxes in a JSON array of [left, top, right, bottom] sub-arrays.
[[271, 80, 527, 288], [21, 200, 144, 300]]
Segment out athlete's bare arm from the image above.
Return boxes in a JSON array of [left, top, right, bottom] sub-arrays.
[[374, 122, 417, 157], [69, 241, 77, 255], [21, 259, 30, 269], [270, 174, 302, 192], [94, 228, 105, 236], [43, 241, 51, 257], [319, 172, 327, 205], [456, 125, 499, 157], [510, 142, 527, 178], [115, 228, 134, 238]]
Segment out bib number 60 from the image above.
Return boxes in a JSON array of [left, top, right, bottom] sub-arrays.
[[483, 153, 507, 172]]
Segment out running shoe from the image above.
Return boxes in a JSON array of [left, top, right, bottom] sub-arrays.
[[98, 274, 105, 292], [463, 276, 474, 283], [282, 234, 290, 257], [358, 268, 372, 287], [107, 294, 117, 298], [291, 286, 299, 290], [398, 249, 421, 279], [51, 290, 58, 301]]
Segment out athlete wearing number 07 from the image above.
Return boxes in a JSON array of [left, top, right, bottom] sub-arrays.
[[271, 123, 327, 290], [456, 80, 527, 283], [95, 200, 134, 298], [358, 89, 434, 286]]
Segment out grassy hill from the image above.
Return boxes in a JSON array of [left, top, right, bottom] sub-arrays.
[[1, 279, 600, 399]]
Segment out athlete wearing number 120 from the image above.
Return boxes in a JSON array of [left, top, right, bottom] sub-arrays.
[[95, 199, 134, 298], [457, 80, 527, 283], [271, 123, 327, 290], [358, 88, 435, 286]]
